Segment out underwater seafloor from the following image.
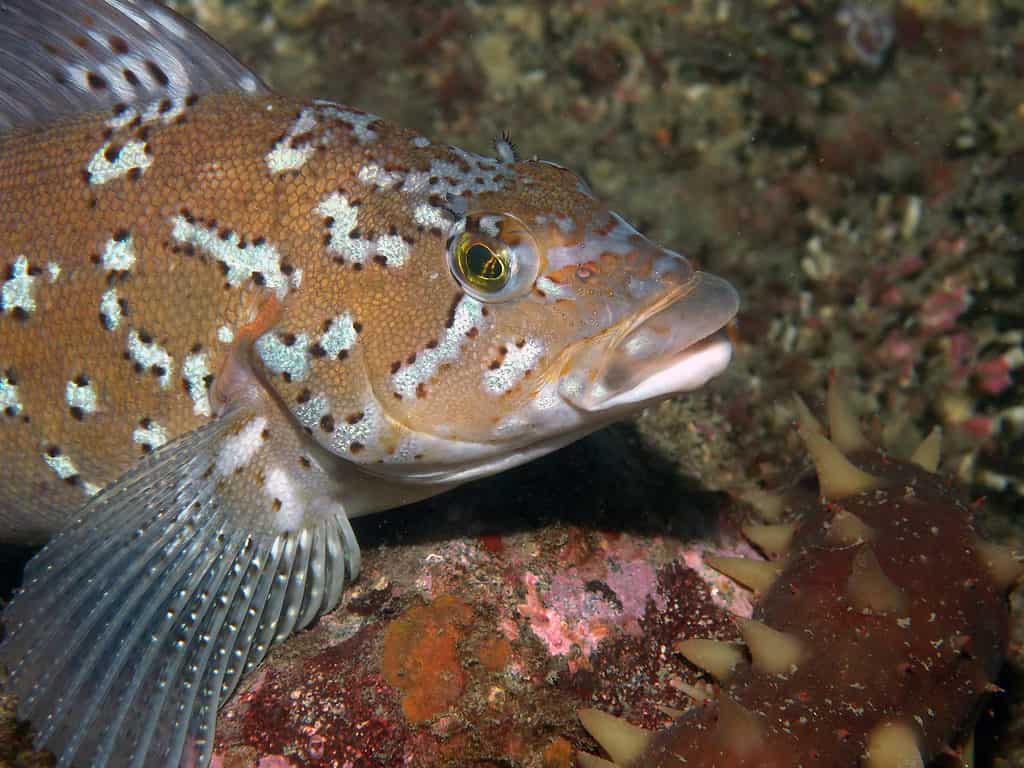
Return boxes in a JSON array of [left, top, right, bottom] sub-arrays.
[[4, 0, 1024, 766]]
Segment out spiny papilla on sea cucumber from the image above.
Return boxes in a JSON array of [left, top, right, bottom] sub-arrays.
[[576, 376, 1022, 768]]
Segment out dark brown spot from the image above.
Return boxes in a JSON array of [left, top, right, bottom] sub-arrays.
[[86, 71, 108, 90], [310, 343, 326, 358], [320, 414, 335, 433], [272, 498, 282, 512], [337, 350, 348, 361], [299, 456, 312, 469], [281, 332, 297, 347], [141, 443, 153, 454], [406, 352, 417, 365], [489, 360, 501, 370], [65, 475, 81, 487], [390, 360, 401, 374], [45, 445, 61, 457], [108, 35, 129, 54], [350, 441, 365, 454], [297, 389, 312, 404], [261, 428, 271, 441], [103, 144, 121, 162], [123, 68, 141, 87], [127, 168, 142, 181], [353, 321, 363, 333], [137, 329, 153, 344], [346, 411, 364, 424], [151, 365, 166, 379], [185, 93, 199, 107], [425, 338, 438, 349], [69, 407, 84, 421], [415, 383, 427, 399], [145, 59, 169, 86], [252, 272, 266, 286], [466, 327, 479, 339], [445, 291, 464, 329], [190, 342, 203, 354], [73, 373, 90, 386]]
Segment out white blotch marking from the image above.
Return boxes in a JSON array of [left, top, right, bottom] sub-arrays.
[[351, 146, 512, 198], [100, 289, 122, 330], [357, 163, 404, 189], [0, 375, 22, 415], [411, 135, 431, 148], [313, 99, 380, 144], [266, 102, 380, 175], [536, 276, 576, 301], [412, 202, 450, 232], [294, 392, 328, 429], [127, 329, 173, 389], [265, 466, 305, 532], [2, 256, 37, 315], [319, 312, 358, 358], [46, 263, 61, 283], [183, 352, 212, 417], [133, 420, 170, 450], [317, 193, 410, 267], [483, 337, 545, 395], [318, 192, 372, 264], [330, 398, 383, 456], [290, 268, 304, 290], [215, 416, 268, 476], [102, 235, 136, 271], [65, 379, 98, 415], [87, 141, 151, 185], [42, 453, 77, 480], [266, 108, 318, 174], [217, 326, 234, 344], [392, 295, 488, 398], [170, 216, 288, 297], [255, 332, 310, 381], [374, 234, 410, 267]]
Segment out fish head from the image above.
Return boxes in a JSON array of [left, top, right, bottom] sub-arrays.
[[295, 149, 738, 502]]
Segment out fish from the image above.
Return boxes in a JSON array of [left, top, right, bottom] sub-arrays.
[[0, 1, 739, 766]]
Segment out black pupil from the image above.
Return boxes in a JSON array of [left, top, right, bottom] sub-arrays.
[[467, 244, 504, 281]]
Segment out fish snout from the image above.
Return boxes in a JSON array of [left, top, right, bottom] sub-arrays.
[[559, 268, 739, 412]]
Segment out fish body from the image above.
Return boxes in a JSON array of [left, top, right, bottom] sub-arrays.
[[0, 2, 739, 766]]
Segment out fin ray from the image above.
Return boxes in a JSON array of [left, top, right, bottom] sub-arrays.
[[0, 403, 360, 768], [0, 0, 268, 132]]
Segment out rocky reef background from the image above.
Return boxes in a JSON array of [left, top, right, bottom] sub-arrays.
[[4, 1, 1024, 766]]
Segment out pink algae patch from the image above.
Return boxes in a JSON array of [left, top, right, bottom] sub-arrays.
[[515, 536, 667, 661]]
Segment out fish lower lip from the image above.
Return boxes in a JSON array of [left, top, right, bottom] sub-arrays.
[[560, 271, 739, 411]]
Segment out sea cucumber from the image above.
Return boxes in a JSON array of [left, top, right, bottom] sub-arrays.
[[578, 378, 1021, 767]]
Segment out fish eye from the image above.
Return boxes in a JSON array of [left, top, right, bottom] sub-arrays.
[[447, 212, 540, 302], [455, 237, 510, 292]]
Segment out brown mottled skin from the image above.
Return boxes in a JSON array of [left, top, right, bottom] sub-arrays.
[[637, 450, 1007, 767], [0, 92, 616, 542]]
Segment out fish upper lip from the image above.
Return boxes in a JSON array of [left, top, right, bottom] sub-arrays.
[[559, 271, 739, 411]]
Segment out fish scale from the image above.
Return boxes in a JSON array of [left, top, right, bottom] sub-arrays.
[[0, 2, 738, 766]]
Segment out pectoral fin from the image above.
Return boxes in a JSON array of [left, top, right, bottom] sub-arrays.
[[0, 400, 359, 768]]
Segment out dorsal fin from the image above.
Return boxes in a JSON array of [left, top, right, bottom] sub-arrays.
[[0, 0, 268, 133]]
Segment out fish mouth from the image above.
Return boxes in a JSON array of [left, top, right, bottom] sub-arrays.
[[559, 271, 739, 412]]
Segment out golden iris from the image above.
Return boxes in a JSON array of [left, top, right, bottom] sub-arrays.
[[455, 234, 510, 292]]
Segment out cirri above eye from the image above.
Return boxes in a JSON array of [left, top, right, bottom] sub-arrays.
[[447, 212, 540, 302]]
